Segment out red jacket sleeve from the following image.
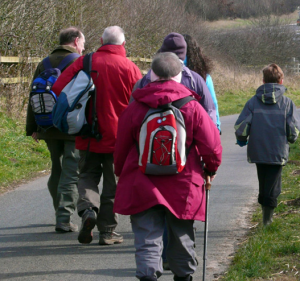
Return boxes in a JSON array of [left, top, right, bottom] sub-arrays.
[[52, 56, 84, 97]]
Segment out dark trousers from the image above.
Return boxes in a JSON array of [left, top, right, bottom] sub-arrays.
[[256, 164, 282, 208], [45, 139, 79, 223], [77, 151, 118, 232]]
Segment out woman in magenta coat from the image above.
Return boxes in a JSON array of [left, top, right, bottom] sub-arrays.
[[113, 52, 222, 281]]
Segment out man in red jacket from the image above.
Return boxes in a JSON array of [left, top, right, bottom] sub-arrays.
[[52, 26, 142, 245]]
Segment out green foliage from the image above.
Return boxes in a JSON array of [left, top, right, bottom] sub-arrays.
[[0, 112, 50, 191]]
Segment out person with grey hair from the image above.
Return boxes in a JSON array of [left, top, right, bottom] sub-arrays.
[[151, 52, 182, 79], [52, 26, 142, 245], [113, 52, 222, 281], [101, 26, 125, 45], [26, 26, 85, 233]]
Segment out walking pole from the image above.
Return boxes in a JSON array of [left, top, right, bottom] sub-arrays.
[[203, 176, 211, 281]]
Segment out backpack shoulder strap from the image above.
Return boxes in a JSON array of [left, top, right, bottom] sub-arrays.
[[83, 52, 94, 74], [172, 96, 195, 109], [42, 57, 52, 70], [57, 53, 81, 71]]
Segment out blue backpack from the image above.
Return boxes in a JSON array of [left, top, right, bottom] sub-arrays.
[[29, 53, 80, 128], [52, 53, 102, 141]]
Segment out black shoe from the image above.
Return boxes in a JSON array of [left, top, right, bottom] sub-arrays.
[[78, 208, 97, 244], [55, 222, 78, 232], [140, 277, 157, 281], [174, 275, 193, 281], [99, 231, 123, 245]]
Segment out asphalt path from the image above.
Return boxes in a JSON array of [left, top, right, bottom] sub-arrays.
[[0, 114, 259, 281]]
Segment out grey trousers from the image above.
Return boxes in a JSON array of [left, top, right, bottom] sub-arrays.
[[77, 151, 118, 232], [131, 205, 197, 279], [45, 139, 79, 223]]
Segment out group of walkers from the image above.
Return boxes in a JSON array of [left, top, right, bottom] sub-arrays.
[[25, 25, 300, 281]]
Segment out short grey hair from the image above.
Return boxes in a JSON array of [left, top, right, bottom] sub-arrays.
[[151, 52, 182, 79], [101, 26, 125, 45]]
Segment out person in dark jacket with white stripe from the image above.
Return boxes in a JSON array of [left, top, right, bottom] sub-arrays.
[[234, 63, 300, 226]]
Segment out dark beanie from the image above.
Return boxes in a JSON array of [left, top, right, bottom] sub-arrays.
[[159, 32, 187, 60]]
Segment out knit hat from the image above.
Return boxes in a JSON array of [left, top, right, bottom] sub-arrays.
[[158, 32, 187, 60]]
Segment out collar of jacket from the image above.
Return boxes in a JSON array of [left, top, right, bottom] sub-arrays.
[[96, 44, 126, 57], [182, 65, 195, 89], [50, 45, 78, 54], [132, 80, 199, 108]]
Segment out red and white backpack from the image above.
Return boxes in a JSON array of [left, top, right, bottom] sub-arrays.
[[138, 96, 194, 175]]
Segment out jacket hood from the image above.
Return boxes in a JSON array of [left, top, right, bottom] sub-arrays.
[[132, 80, 200, 108], [256, 83, 286, 104]]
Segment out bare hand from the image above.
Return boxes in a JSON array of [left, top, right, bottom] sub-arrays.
[[210, 174, 216, 182]]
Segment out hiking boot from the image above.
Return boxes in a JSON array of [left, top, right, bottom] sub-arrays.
[[78, 208, 97, 244], [163, 261, 170, 270], [262, 206, 275, 226], [99, 231, 123, 245], [55, 222, 78, 232]]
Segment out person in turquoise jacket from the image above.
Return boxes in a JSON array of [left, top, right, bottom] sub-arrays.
[[183, 34, 221, 134]]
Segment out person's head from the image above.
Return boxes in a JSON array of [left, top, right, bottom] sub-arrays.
[[101, 26, 125, 46], [263, 63, 284, 84], [59, 27, 85, 55], [158, 33, 187, 61], [150, 52, 182, 82], [182, 34, 213, 80]]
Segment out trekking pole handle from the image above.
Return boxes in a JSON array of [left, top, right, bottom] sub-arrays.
[[205, 175, 211, 191]]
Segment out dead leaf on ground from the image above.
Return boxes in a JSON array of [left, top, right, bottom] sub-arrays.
[[291, 169, 300, 175], [288, 160, 300, 166], [285, 197, 300, 207]]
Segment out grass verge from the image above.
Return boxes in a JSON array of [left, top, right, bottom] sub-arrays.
[[206, 11, 298, 30], [218, 87, 300, 117], [220, 142, 300, 281], [0, 112, 50, 194]]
